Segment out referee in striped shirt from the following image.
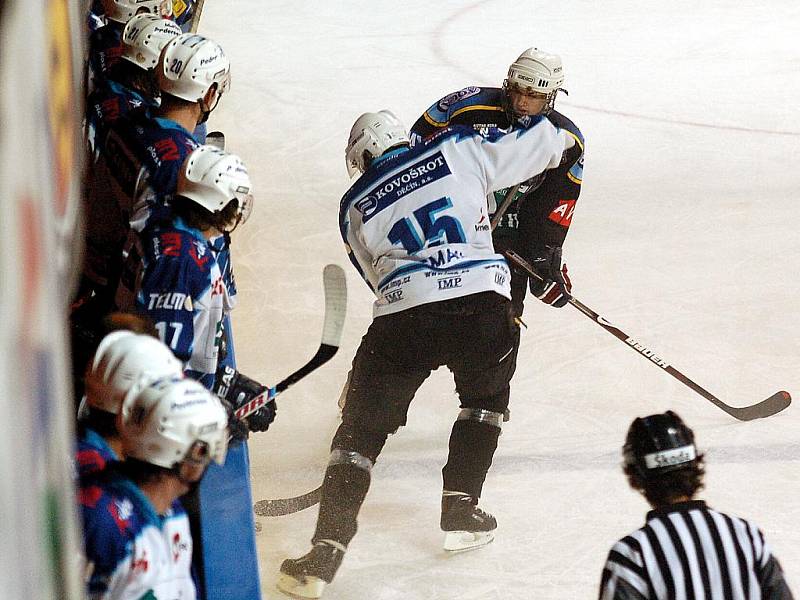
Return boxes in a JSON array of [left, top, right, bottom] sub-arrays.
[[599, 410, 793, 600]]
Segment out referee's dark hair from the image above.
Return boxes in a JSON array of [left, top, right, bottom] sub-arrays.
[[622, 410, 705, 507]]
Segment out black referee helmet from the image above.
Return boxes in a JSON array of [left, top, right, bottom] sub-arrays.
[[623, 411, 698, 480]]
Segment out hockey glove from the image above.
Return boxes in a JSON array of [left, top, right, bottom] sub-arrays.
[[528, 246, 572, 308], [214, 365, 277, 433], [218, 397, 250, 443]]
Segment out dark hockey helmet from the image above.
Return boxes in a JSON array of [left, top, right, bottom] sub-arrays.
[[623, 411, 698, 480]]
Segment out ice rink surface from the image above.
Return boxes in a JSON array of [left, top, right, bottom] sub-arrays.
[[202, 2, 799, 597]]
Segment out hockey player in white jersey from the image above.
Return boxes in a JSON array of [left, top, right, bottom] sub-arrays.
[[277, 110, 574, 598]]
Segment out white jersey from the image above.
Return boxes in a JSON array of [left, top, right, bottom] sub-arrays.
[[339, 119, 570, 317]]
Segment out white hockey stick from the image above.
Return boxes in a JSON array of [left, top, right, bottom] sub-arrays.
[[234, 264, 347, 421]]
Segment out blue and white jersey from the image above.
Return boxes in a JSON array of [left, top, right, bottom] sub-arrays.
[[115, 218, 234, 389], [76, 427, 119, 478], [84, 110, 198, 289], [340, 121, 570, 317], [80, 471, 195, 600]]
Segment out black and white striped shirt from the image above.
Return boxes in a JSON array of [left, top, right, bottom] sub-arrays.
[[599, 500, 793, 600]]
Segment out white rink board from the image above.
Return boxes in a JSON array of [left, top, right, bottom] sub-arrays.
[[201, 2, 800, 598]]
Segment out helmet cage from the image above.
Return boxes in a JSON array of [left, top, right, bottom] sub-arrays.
[[502, 80, 561, 117]]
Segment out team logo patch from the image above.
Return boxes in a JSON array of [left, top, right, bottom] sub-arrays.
[[437, 86, 480, 111], [189, 240, 209, 268], [354, 195, 378, 217], [474, 212, 490, 232]]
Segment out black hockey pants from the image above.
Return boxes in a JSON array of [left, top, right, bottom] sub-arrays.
[[313, 291, 518, 546]]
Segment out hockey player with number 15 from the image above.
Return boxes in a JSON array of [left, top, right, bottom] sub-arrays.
[[277, 109, 574, 598]]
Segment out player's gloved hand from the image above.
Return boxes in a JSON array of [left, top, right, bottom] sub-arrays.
[[218, 398, 250, 443], [528, 245, 572, 308], [214, 366, 277, 433]]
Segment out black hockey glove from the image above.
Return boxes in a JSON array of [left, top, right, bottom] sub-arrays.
[[218, 397, 250, 443], [214, 365, 277, 433], [528, 246, 572, 308]]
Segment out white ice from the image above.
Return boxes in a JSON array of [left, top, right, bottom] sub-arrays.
[[202, 2, 800, 598]]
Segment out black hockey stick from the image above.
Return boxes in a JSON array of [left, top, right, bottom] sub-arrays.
[[504, 250, 791, 421], [254, 485, 322, 517], [234, 264, 347, 421]]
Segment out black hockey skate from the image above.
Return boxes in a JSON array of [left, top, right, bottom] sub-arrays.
[[440, 492, 497, 552], [276, 540, 346, 599]]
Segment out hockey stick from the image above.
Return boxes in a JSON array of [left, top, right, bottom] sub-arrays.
[[490, 184, 521, 231], [188, 0, 205, 33], [253, 484, 322, 517], [503, 250, 791, 421], [233, 264, 347, 421]]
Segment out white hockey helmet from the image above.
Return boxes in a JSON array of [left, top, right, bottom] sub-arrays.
[[345, 110, 410, 177], [121, 14, 182, 70], [503, 48, 565, 115], [177, 145, 254, 225], [102, 0, 172, 24], [121, 377, 229, 470], [85, 330, 184, 416], [157, 33, 231, 105]]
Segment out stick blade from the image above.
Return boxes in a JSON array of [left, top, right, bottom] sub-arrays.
[[321, 264, 347, 347], [253, 486, 322, 517], [727, 391, 791, 421]]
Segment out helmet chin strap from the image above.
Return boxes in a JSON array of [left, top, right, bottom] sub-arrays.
[[197, 92, 222, 126]]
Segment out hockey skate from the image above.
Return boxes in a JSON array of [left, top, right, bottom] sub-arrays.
[[276, 540, 346, 599], [440, 492, 497, 552]]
